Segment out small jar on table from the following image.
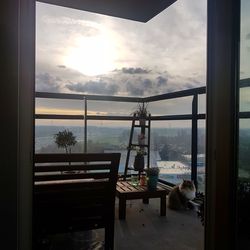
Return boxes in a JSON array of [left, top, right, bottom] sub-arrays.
[[139, 173, 147, 186]]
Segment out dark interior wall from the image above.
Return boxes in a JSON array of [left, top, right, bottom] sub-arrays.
[[1, 1, 35, 250], [206, 0, 239, 249], [1, 1, 19, 248]]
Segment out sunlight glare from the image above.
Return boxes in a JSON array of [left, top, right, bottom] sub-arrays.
[[65, 33, 117, 76]]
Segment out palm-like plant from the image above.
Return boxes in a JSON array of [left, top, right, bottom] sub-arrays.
[[54, 129, 77, 154]]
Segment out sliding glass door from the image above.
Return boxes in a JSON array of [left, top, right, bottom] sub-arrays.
[[237, 0, 250, 248]]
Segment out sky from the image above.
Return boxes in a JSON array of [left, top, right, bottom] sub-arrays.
[[36, 0, 207, 96], [35, 0, 249, 127]]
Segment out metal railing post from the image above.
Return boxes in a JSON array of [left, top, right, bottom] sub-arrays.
[[191, 94, 198, 188], [84, 97, 87, 153]]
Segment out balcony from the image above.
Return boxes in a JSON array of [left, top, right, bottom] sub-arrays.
[[34, 85, 207, 249], [35, 78, 250, 249]]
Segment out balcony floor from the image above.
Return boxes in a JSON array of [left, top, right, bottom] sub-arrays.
[[38, 198, 204, 250]]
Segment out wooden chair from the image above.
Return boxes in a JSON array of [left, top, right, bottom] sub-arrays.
[[34, 153, 120, 250]]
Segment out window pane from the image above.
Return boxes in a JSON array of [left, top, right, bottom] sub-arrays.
[[35, 119, 85, 153], [151, 121, 192, 185], [87, 120, 131, 173]]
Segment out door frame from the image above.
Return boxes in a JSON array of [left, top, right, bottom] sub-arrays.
[[206, 0, 240, 249], [2, 0, 242, 249]]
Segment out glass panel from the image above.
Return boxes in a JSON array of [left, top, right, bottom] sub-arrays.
[[198, 94, 206, 114], [149, 96, 192, 116], [86, 120, 131, 173], [35, 119, 85, 153], [239, 86, 250, 112], [36, 98, 84, 115], [197, 120, 206, 192], [238, 119, 250, 248], [151, 120, 192, 185], [87, 100, 137, 116], [238, 0, 250, 248]]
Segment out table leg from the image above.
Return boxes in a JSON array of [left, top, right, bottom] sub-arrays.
[[119, 197, 126, 220], [160, 195, 166, 216], [143, 198, 149, 204]]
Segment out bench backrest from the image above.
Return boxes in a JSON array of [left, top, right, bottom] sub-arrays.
[[34, 153, 120, 234]]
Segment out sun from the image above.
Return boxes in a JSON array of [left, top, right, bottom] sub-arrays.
[[64, 33, 117, 76]]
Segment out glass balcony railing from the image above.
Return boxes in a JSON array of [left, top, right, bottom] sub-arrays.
[[35, 85, 209, 191]]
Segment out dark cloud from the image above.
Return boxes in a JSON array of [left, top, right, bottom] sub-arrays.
[[126, 82, 144, 96], [142, 79, 153, 88], [57, 65, 66, 69], [121, 67, 150, 74], [156, 76, 168, 87], [184, 83, 199, 89], [122, 74, 168, 96], [246, 33, 250, 40], [187, 77, 201, 84], [66, 81, 119, 95], [125, 78, 154, 96], [36, 72, 61, 92]]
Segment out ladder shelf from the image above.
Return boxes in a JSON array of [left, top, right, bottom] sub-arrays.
[[123, 114, 151, 180]]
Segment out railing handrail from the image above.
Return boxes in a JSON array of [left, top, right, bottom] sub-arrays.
[[35, 86, 206, 102]]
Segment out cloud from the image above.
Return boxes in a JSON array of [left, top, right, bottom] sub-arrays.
[[156, 76, 168, 87], [41, 16, 100, 37], [57, 65, 66, 69], [142, 78, 153, 88], [184, 83, 199, 89], [66, 80, 119, 95], [126, 82, 144, 96], [36, 72, 61, 92], [125, 77, 160, 96], [246, 33, 250, 40], [121, 67, 150, 74]]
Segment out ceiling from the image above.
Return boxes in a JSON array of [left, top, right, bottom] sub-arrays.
[[37, 0, 177, 22]]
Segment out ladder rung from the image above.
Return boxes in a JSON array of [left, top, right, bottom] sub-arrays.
[[130, 144, 149, 147], [127, 167, 146, 171], [134, 125, 149, 128]]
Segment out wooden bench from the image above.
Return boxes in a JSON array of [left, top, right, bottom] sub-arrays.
[[34, 153, 120, 250]]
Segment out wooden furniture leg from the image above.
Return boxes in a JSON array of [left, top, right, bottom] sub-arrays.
[[119, 197, 126, 220], [105, 216, 114, 250], [160, 195, 166, 216]]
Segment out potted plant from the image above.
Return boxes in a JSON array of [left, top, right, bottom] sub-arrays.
[[54, 129, 77, 171], [133, 103, 149, 126], [146, 167, 160, 191], [133, 148, 146, 171]]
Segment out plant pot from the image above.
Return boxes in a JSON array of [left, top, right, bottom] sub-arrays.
[[147, 175, 158, 191], [138, 138, 145, 145], [133, 155, 145, 171]]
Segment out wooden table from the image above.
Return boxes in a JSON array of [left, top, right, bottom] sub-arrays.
[[116, 181, 169, 220]]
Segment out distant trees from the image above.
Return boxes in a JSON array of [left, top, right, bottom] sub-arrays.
[[159, 144, 170, 160], [159, 143, 187, 162]]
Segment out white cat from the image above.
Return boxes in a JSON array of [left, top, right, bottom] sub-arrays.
[[168, 180, 196, 210]]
